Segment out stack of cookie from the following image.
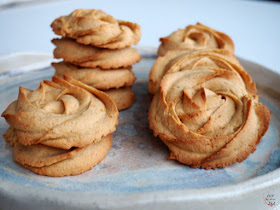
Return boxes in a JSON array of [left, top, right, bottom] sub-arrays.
[[1, 76, 119, 177], [148, 23, 270, 169], [51, 9, 141, 110]]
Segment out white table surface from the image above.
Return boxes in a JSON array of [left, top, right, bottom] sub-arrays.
[[0, 0, 279, 74]]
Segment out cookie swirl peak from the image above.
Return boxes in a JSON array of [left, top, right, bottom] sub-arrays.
[[51, 9, 141, 49], [158, 23, 234, 56], [2, 76, 119, 150]]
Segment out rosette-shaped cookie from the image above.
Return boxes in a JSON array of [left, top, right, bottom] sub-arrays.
[[149, 67, 270, 169], [149, 49, 256, 95], [1, 76, 119, 176], [158, 23, 234, 56], [51, 9, 141, 49], [52, 38, 141, 69], [2, 76, 118, 149], [53, 62, 136, 90], [13, 134, 112, 177]]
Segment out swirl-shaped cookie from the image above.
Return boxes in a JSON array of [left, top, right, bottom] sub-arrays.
[[158, 23, 234, 56], [53, 62, 136, 90], [51, 9, 141, 49], [1, 76, 119, 150], [52, 38, 141, 69], [149, 68, 270, 169], [149, 49, 256, 95], [13, 134, 112, 177]]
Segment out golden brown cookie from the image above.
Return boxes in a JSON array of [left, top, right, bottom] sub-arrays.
[[53, 62, 136, 90], [149, 67, 270, 169], [158, 23, 234, 56], [1, 76, 119, 149], [79, 20, 141, 49], [148, 49, 256, 95], [51, 9, 141, 49], [52, 38, 141, 69], [14, 134, 112, 177], [104, 87, 136, 111]]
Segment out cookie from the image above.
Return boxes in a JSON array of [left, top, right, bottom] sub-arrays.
[[148, 65, 270, 169], [148, 49, 256, 95], [14, 134, 112, 177], [105, 87, 136, 111], [1, 75, 119, 149], [52, 38, 141, 69], [53, 62, 136, 90], [51, 9, 141, 49], [158, 23, 235, 56], [78, 20, 141, 49]]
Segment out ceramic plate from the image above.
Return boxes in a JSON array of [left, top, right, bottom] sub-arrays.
[[0, 54, 279, 210]]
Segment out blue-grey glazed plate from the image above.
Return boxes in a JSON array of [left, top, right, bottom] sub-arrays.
[[0, 54, 279, 210]]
